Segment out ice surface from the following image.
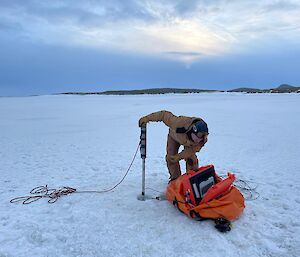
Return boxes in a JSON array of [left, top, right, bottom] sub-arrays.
[[0, 93, 299, 257]]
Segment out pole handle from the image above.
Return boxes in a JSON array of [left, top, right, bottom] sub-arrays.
[[140, 124, 146, 159]]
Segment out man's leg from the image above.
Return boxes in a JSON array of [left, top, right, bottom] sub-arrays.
[[166, 134, 181, 181], [184, 147, 199, 172]]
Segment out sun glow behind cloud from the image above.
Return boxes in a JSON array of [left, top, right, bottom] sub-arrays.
[[70, 17, 236, 63]]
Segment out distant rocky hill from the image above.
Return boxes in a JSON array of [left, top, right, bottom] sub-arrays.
[[228, 87, 268, 93], [60, 84, 299, 95], [62, 88, 220, 95], [272, 84, 300, 93], [228, 84, 300, 93]]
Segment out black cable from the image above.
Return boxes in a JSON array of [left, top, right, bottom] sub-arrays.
[[10, 142, 141, 204], [219, 174, 260, 200]]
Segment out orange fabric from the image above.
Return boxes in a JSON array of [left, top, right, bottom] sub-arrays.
[[194, 187, 245, 220], [166, 173, 245, 221], [200, 173, 236, 204]]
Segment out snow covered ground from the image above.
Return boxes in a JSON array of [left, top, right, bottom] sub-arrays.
[[0, 93, 299, 257]]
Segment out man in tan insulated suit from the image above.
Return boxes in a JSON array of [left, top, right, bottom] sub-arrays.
[[139, 110, 208, 181]]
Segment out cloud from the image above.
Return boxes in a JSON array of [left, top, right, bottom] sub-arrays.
[[0, 19, 22, 32], [263, 0, 300, 12], [163, 51, 203, 64], [164, 51, 203, 56], [0, 0, 299, 63], [174, 0, 201, 16]]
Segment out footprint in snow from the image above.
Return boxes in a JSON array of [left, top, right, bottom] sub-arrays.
[[91, 166, 100, 171]]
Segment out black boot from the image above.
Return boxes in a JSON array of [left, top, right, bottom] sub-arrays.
[[214, 218, 231, 233]]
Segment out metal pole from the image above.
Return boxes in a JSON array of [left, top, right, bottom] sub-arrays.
[[138, 124, 147, 201], [141, 158, 146, 197]]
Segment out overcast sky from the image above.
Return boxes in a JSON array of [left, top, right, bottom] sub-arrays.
[[0, 0, 300, 96]]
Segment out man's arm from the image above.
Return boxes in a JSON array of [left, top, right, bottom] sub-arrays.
[[139, 110, 179, 129], [177, 144, 204, 160]]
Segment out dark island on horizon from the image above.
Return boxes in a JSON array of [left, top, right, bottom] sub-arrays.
[[60, 84, 300, 95]]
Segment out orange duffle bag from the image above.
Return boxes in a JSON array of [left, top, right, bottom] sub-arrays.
[[165, 165, 245, 221]]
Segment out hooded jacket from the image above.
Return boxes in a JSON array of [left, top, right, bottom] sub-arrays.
[[142, 110, 207, 160]]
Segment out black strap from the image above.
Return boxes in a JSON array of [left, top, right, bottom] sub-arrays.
[[176, 127, 187, 133], [176, 119, 202, 134]]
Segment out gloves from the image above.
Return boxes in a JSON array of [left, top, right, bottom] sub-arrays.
[[139, 116, 149, 127], [166, 154, 181, 163]]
